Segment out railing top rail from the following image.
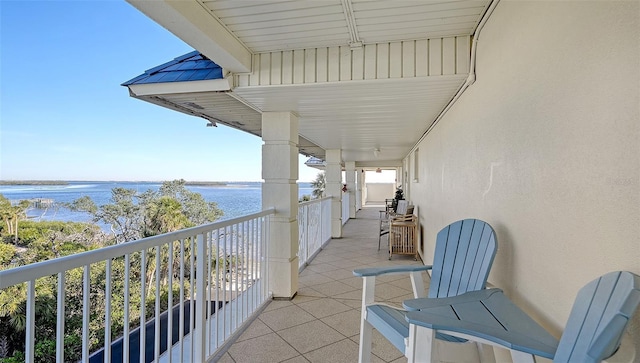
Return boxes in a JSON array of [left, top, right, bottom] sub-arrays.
[[298, 196, 332, 206], [0, 208, 275, 289]]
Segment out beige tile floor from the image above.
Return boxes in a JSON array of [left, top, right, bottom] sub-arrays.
[[216, 205, 425, 363]]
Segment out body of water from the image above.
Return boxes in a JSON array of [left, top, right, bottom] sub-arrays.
[[0, 181, 314, 226]]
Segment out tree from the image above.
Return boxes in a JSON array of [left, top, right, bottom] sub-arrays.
[[0, 243, 16, 266], [310, 172, 326, 199], [1, 181, 225, 362], [0, 196, 12, 236], [0, 196, 30, 243], [144, 196, 189, 236], [68, 180, 223, 244], [157, 179, 223, 225]]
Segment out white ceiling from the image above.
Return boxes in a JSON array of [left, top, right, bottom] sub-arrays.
[[127, 0, 492, 164], [202, 0, 490, 52], [233, 76, 467, 162]]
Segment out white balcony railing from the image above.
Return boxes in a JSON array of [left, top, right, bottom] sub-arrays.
[[298, 197, 332, 269], [0, 209, 274, 363], [342, 191, 350, 226]]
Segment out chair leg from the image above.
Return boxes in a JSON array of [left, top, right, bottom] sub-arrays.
[[477, 342, 496, 363], [359, 276, 376, 363], [378, 219, 382, 251], [358, 318, 373, 363], [407, 324, 436, 363], [510, 350, 535, 363]]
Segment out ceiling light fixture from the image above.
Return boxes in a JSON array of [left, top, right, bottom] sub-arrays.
[[373, 148, 380, 158]]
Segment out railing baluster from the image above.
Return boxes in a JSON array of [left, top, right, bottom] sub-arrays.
[[179, 238, 185, 361], [25, 280, 35, 363], [195, 233, 206, 362], [155, 245, 161, 362], [242, 222, 251, 321], [233, 223, 238, 330], [82, 265, 90, 362], [248, 219, 252, 313], [189, 236, 195, 359], [105, 259, 112, 363], [167, 241, 174, 363], [124, 254, 130, 363], [207, 231, 212, 356], [56, 272, 65, 363], [140, 250, 147, 363], [215, 227, 221, 348]]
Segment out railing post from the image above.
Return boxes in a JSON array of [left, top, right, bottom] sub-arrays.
[[194, 233, 207, 361], [307, 204, 312, 263], [302, 204, 308, 265]]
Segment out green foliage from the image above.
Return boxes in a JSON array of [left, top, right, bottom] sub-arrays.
[[310, 172, 326, 199], [0, 243, 16, 266], [68, 179, 223, 243], [0, 196, 30, 243], [143, 196, 190, 237], [299, 195, 311, 202], [0, 182, 228, 362], [158, 179, 224, 225], [15, 221, 103, 263], [67, 195, 97, 214], [0, 350, 23, 363]]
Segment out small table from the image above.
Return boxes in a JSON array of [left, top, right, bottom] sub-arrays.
[[402, 289, 559, 362]]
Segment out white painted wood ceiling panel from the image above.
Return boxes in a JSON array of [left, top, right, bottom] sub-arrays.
[[146, 0, 492, 163], [232, 76, 466, 162], [200, 0, 490, 52]]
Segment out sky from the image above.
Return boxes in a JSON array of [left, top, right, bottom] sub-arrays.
[[0, 0, 321, 182]]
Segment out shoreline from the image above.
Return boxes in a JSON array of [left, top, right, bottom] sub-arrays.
[[0, 180, 69, 185]]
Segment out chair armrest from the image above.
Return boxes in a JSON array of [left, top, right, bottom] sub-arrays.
[[602, 332, 636, 363], [390, 214, 415, 222], [353, 265, 433, 277], [404, 289, 558, 359]]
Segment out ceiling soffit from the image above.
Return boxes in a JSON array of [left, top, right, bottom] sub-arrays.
[[125, 0, 493, 163]]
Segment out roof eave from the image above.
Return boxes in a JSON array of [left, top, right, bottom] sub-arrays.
[[126, 78, 232, 97]]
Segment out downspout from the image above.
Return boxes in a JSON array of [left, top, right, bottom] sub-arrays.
[[417, 0, 501, 141]]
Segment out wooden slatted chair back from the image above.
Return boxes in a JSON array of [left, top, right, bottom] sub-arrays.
[[395, 200, 409, 215], [428, 219, 497, 299], [553, 271, 640, 363]]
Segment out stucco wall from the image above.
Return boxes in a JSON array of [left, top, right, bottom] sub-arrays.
[[409, 0, 640, 357], [365, 183, 395, 203]]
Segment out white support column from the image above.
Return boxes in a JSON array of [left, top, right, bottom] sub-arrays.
[[345, 161, 356, 218], [262, 112, 299, 299], [356, 168, 363, 210], [360, 169, 365, 209], [326, 149, 342, 238]]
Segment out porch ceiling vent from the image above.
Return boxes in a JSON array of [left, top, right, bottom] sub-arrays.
[[184, 102, 204, 110]]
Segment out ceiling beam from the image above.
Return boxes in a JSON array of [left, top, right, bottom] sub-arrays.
[[127, 0, 252, 73], [340, 0, 362, 48]]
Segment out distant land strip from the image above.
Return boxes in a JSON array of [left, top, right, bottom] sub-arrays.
[[0, 180, 69, 185], [184, 181, 227, 186], [0, 180, 230, 186]]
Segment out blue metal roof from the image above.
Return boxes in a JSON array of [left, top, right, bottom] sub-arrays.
[[122, 51, 223, 86]]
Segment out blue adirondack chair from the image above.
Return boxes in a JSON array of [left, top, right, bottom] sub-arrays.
[[404, 271, 640, 363], [353, 218, 498, 363]]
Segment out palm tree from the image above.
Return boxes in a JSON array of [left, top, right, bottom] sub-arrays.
[[310, 172, 326, 199], [0, 196, 30, 243]]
